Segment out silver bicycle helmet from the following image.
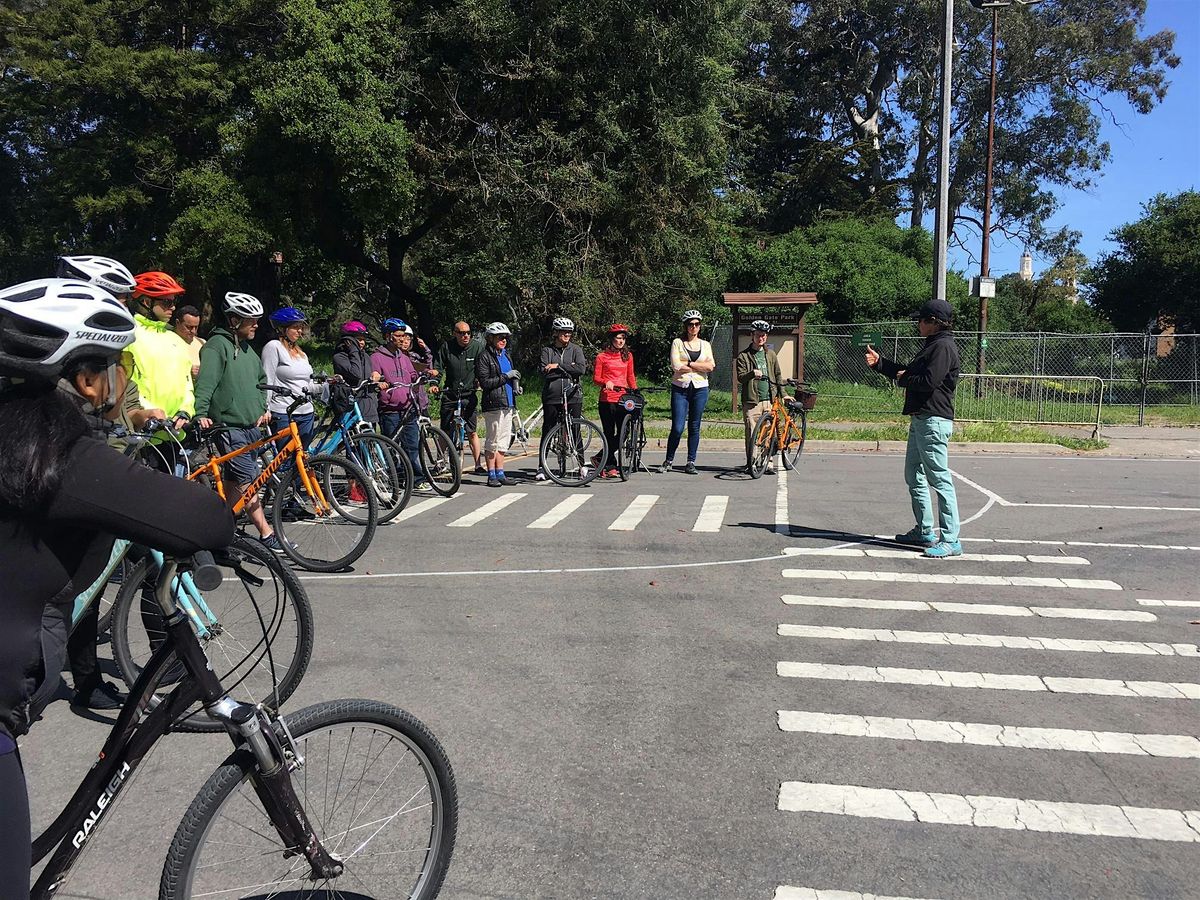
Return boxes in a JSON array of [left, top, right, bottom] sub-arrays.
[[485, 322, 511, 336], [56, 255, 136, 296], [223, 291, 264, 317], [0, 278, 136, 379], [552, 316, 575, 332], [681, 309, 702, 323], [750, 319, 772, 332]]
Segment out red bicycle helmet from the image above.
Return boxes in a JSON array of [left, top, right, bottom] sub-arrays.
[[134, 271, 185, 298], [609, 323, 632, 336]]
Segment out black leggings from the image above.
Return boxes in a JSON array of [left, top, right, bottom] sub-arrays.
[[598, 401, 623, 470], [0, 749, 31, 899]]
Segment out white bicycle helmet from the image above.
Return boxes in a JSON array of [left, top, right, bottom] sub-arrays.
[[223, 291, 264, 318], [552, 316, 575, 332], [0, 278, 136, 380], [57, 255, 136, 296], [485, 322, 511, 336], [750, 319, 772, 332], [681, 309, 702, 323]]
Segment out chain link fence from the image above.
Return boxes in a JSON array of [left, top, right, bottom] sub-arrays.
[[707, 320, 1199, 425]]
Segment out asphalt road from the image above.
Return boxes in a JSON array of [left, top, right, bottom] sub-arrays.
[[23, 448, 1200, 899]]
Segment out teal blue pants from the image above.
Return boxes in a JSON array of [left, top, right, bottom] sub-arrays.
[[905, 415, 960, 543]]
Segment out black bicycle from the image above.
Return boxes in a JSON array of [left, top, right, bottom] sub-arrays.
[[386, 373, 462, 497], [614, 386, 669, 481], [32, 552, 457, 899], [538, 377, 606, 487]]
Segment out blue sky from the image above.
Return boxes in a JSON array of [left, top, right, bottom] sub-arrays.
[[950, 0, 1200, 279]]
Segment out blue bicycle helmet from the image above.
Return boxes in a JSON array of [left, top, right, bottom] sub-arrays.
[[382, 317, 408, 334], [269, 306, 307, 325]]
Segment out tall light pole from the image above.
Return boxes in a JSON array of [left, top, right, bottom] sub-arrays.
[[932, 0, 954, 303], [969, 0, 1043, 377]]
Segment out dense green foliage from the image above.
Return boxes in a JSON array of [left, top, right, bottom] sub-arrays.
[[0, 0, 1178, 354]]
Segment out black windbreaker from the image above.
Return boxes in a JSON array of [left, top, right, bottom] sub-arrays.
[[873, 329, 960, 419]]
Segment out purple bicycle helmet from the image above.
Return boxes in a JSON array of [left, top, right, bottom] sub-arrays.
[[341, 320, 369, 335]]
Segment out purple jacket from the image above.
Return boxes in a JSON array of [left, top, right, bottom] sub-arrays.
[[370, 344, 434, 412]]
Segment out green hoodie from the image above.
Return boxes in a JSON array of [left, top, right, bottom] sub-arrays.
[[193, 326, 267, 427]]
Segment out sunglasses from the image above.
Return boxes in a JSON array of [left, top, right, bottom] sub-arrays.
[[155, 298, 178, 308], [456, 329, 471, 335]]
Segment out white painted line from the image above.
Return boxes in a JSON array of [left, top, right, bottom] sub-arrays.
[[609, 494, 659, 531], [780, 595, 1155, 622], [781, 569, 1122, 591], [446, 493, 527, 527], [797, 548, 1088, 564], [526, 494, 592, 529], [876, 535, 1200, 552], [778, 781, 1200, 842], [777, 710, 1200, 758], [774, 888, 937, 900], [692, 495, 729, 533], [389, 496, 453, 523], [775, 465, 790, 534], [776, 661, 1200, 700], [777, 624, 1199, 657], [1013, 502, 1200, 512], [1138, 598, 1200, 608]]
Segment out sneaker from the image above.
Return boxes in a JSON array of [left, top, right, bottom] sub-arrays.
[[578, 466, 590, 479], [282, 503, 315, 522], [602, 468, 619, 479], [259, 533, 295, 554], [924, 540, 963, 559], [71, 680, 126, 711], [683, 462, 698, 475], [497, 471, 508, 484], [348, 481, 368, 504], [474, 464, 488, 476], [659, 460, 673, 473], [412, 479, 429, 491], [895, 527, 938, 548], [487, 476, 502, 487], [535, 469, 547, 481], [765, 463, 776, 475]]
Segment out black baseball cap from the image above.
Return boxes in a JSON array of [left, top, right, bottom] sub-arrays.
[[913, 298, 954, 323]]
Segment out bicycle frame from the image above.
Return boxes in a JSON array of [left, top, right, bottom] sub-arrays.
[[191, 421, 329, 515], [33, 559, 338, 898]]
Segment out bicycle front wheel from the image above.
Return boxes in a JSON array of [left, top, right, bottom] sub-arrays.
[[346, 432, 412, 523], [781, 407, 808, 471], [110, 536, 314, 733], [273, 453, 378, 572], [161, 699, 458, 900], [749, 413, 776, 479], [617, 415, 637, 481], [419, 425, 461, 497], [540, 417, 604, 487]]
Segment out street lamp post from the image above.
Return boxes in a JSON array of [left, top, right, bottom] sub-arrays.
[[932, 0, 954, 304]]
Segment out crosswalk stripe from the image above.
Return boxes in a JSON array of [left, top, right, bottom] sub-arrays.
[[776, 661, 1200, 699], [389, 496, 453, 523], [609, 494, 659, 531], [781, 569, 1122, 590], [795, 548, 1089, 564], [775, 465, 789, 534], [781, 594, 1155, 622], [1138, 598, 1200, 608], [876, 535, 1200, 552], [527, 494, 592, 529], [446, 493, 527, 527], [692, 495, 729, 532], [778, 781, 1200, 842], [776, 710, 1200, 758], [774, 889, 938, 900], [777, 624, 1200, 657]]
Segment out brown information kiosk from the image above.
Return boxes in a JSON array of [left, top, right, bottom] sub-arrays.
[[721, 292, 819, 412]]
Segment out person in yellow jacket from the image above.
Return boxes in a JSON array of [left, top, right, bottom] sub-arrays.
[[126, 271, 194, 429]]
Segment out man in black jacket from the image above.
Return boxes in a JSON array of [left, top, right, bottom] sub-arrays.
[[536, 316, 587, 480], [437, 321, 485, 474], [865, 298, 962, 558]]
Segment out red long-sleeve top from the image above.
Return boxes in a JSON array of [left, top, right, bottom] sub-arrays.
[[593, 349, 637, 403]]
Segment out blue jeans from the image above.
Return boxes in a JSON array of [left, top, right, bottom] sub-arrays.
[[271, 411, 315, 493], [380, 410, 422, 478], [905, 415, 960, 543], [666, 385, 709, 464]]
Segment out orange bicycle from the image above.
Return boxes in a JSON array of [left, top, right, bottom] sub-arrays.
[[190, 385, 378, 572], [748, 378, 818, 478]]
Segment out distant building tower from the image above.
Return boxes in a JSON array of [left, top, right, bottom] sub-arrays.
[[1019, 250, 1033, 281]]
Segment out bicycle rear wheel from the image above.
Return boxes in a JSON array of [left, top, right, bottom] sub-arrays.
[[419, 425, 461, 497], [749, 413, 776, 479], [616, 415, 637, 481], [273, 453, 378, 572], [540, 417, 604, 487], [781, 407, 808, 471], [346, 432, 412, 523], [110, 536, 314, 733], [161, 699, 457, 900]]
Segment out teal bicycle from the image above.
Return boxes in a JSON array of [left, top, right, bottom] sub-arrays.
[[73, 424, 314, 732]]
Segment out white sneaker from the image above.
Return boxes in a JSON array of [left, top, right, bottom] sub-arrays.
[[579, 466, 590, 479], [535, 469, 547, 481]]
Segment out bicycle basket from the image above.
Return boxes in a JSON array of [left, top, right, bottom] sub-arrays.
[[794, 389, 818, 410], [619, 391, 645, 414]]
